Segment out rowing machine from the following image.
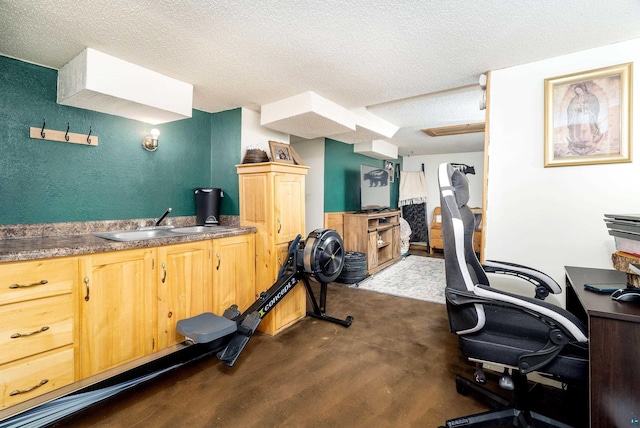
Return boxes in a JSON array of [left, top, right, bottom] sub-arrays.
[[177, 229, 353, 367]]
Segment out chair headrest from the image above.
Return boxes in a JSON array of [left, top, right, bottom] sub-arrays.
[[451, 168, 470, 208]]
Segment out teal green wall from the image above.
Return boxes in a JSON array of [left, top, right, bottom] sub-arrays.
[[0, 55, 398, 224], [211, 108, 241, 216], [0, 56, 243, 225], [323, 138, 402, 212]]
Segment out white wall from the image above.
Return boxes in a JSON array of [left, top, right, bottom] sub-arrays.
[[241, 108, 289, 160], [487, 38, 640, 299], [291, 138, 325, 234], [403, 151, 485, 239]]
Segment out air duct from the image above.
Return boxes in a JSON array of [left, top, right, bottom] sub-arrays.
[[354, 139, 398, 160], [57, 48, 193, 125], [260, 91, 356, 139]]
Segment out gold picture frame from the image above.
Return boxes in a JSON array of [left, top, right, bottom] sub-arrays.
[[269, 141, 294, 164], [544, 63, 632, 167]]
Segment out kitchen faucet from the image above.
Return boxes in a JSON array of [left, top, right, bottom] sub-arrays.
[[155, 208, 172, 227]]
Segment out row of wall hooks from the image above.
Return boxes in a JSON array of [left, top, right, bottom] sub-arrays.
[[29, 119, 98, 146]]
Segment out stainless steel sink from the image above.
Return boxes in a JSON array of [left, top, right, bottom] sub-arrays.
[[92, 225, 238, 241], [169, 225, 236, 234], [92, 229, 177, 242]]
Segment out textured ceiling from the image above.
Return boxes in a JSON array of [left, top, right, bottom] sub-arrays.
[[2, 0, 640, 156]]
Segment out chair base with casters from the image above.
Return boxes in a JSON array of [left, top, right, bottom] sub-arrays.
[[443, 407, 574, 428], [442, 370, 580, 428]]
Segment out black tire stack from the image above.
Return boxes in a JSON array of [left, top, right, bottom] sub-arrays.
[[335, 251, 367, 284]]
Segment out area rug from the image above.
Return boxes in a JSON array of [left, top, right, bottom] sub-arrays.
[[352, 256, 446, 304]]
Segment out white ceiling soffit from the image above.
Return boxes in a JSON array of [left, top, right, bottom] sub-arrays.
[[57, 48, 193, 125], [354, 140, 398, 160], [260, 91, 400, 145], [260, 91, 357, 139], [331, 107, 400, 144]]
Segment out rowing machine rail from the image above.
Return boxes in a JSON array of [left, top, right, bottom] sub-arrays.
[[180, 230, 353, 367]]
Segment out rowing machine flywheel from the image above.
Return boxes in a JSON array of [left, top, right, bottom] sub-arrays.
[[302, 229, 345, 283]]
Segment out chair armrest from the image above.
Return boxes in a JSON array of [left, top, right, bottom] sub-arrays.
[[482, 260, 562, 299]]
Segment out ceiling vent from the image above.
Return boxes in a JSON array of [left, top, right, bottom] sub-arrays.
[[422, 122, 485, 137], [57, 48, 193, 125]]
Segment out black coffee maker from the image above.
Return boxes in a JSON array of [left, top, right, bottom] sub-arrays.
[[195, 188, 223, 226]]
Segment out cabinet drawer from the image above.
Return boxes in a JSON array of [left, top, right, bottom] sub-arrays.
[[0, 347, 74, 409], [0, 258, 76, 305], [0, 294, 74, 365]]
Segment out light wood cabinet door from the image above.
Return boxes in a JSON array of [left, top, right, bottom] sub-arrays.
[[274, 173, 305, 244], [212, 234, 256, 315], [157, 241, 212, 350], [79, 248, 155, 378], [271, 242, 306, 329]]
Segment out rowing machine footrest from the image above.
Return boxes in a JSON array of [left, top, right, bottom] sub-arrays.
[[223, 304, 241, 320], [238, 311, 261, 335], [176, 312, 238, 344]]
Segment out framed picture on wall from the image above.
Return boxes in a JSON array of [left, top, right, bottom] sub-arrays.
[[544, 62, 632, 167], [269, 141, 294, 164], [385, 161, 395, 183]]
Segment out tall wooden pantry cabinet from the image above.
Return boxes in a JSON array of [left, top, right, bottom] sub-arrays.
[[236, 162, 309, 335]]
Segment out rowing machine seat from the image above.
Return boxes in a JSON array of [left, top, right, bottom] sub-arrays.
[[176, 312, 237, 343]]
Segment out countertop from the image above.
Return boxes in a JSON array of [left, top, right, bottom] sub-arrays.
[[0, 216, 255, 262]]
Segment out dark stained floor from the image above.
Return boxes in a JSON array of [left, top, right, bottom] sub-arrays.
[[54, 252, 585, 427]]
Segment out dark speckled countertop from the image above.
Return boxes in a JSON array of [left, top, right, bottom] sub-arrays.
[[0, 216, 255, 262]]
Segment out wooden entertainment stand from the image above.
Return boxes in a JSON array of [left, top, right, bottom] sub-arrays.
[[343, 210, 401, 275]]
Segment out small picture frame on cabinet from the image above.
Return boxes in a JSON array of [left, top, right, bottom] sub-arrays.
[[269, 141, 294, 164]]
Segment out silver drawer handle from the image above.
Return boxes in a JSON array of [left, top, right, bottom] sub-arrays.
[[9, 379, 49, 396], [9, 280, 48, 289], [11, 326, 50, 338]]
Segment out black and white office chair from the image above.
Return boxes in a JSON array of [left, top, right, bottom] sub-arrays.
[[437, 163, 588, 428]]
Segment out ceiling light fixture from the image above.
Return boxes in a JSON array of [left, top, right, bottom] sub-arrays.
[[142, 128, 160, 151]]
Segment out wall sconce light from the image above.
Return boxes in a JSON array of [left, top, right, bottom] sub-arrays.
[[142, 128, 160, 151], [479, 73, 487, 111]]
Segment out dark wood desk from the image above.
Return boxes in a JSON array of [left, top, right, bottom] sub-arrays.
[[565, 266, 640, 428]]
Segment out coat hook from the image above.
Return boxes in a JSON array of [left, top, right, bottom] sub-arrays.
[[87, 126, 92, 144], [40, 119, 46, 138], [65, 123, 70, 142]]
